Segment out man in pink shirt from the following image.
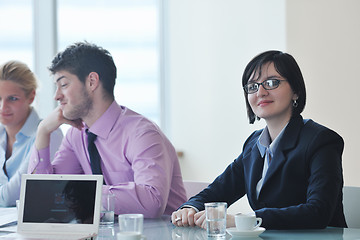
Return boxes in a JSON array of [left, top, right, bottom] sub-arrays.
[[28, 42, 186, 218]]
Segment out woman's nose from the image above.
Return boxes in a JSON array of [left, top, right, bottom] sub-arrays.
[[0, 100, 5, 110], [256, 84, 269, 97]]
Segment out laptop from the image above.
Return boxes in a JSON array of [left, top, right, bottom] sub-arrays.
[[16, 174, 103, 240]]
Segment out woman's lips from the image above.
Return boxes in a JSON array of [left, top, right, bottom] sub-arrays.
[[257, 100, 273, 107], [0, 112, 12, 117]]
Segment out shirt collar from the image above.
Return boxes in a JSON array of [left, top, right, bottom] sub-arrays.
[[257, 124, 288, 158], [18, 108, 41, 138], [0, 126, 6, 149], [0, 108, 40, 140], [86, 101, 122, 139]]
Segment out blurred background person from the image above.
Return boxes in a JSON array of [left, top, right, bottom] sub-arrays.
[[0, 60, 63, 207]]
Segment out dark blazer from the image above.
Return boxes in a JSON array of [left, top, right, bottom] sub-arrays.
[[183, 115, 347, 229]]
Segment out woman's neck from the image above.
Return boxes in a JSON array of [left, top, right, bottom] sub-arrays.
[[5, 134, 15, 160], [266, 117, 291, 141]]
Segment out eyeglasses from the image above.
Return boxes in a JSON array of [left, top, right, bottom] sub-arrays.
[[243, 79, 286, 94]]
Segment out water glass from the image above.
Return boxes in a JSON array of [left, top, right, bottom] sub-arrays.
[[97, 227, 115, 240], [205, 202, 227, 238], [100, 193, 115, 226]]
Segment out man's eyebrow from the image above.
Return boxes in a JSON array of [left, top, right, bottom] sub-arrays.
[[55, 75, 66, 83]]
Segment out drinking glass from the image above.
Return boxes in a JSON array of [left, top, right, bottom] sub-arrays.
[[100, 193, 115, 226], [205, 202, 227, 238]]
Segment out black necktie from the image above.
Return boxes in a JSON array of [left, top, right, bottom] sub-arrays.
[[86, 130, 102, 175]]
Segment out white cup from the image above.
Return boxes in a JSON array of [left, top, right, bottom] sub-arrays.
[[118, 214, 145, 240], [117, 232, 146, 240], [235, 213, 262, 231]]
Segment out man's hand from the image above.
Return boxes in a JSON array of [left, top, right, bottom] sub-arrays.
[[35, 106, 83, 150]]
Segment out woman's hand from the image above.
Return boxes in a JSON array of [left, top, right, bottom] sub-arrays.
[[194, 211, 206, 228], [226, 214, 235, 228], [171, 208, 197, 227], [172, 208, 236, 229], [194, 212, 235, 229]]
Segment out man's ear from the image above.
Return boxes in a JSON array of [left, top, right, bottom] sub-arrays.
[[88, 72, 100, 91]]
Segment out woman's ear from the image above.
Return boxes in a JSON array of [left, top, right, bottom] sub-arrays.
[[292, 93, 299, 101], [28, 89, 36, 104]]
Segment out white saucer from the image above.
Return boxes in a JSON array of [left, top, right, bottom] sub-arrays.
[[226, 227, 265, 238]]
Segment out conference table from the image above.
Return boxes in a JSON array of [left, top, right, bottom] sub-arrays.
[[96, 215, 360, 240], [1, 209, 359, 239]]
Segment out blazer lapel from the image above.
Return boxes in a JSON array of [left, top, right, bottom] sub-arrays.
[[261, 115, 304, 190], [243, 139, 264, 203]]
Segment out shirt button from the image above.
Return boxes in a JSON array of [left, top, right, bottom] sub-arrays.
[[40, 158, 44, 162]]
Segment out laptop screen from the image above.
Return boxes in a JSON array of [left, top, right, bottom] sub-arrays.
[[23, 179, 97, 224], [17, 174, 103, 238]]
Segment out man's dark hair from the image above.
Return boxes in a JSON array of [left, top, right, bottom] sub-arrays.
[[49, 41, 117, 100]]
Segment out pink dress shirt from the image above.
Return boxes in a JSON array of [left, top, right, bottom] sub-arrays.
[[28, 101, 186, 218]]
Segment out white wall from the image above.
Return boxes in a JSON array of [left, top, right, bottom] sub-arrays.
[[286, 0, 360, 187], [167, 0, 360, 212], [168, 0, 360, 187], [167, 0, 286, 183]]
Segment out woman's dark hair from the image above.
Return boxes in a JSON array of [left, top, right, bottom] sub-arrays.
[[242, 50, 306, 124]]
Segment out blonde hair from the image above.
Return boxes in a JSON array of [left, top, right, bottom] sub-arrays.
[[0, 60, 38, 96]]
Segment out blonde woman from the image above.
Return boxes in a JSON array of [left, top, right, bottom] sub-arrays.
[[0, 60, 63, 207]]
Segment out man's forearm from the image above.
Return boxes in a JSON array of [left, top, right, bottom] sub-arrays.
[[35, 121, 52, 150]]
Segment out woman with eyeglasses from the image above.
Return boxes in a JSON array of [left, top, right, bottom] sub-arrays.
[[171, 50, 347, 229], [0, 60, 63, 207]]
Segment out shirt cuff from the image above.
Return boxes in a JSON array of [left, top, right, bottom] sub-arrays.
[[181, 205, 200, 213], [28, 146, 51, 173]]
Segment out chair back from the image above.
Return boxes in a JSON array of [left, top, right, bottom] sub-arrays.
[[343, 186, 360, 228], [182, 180, 253, 214], [183, 181, 209, 200]]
